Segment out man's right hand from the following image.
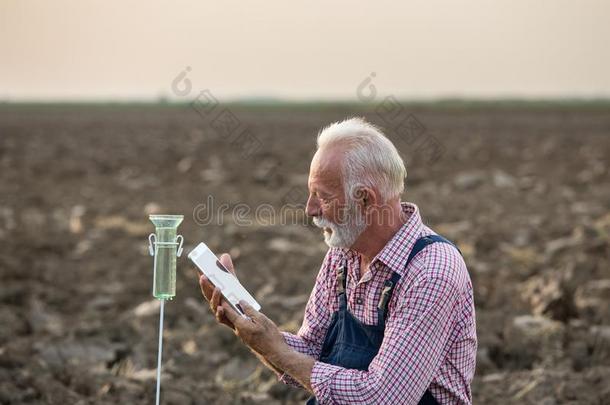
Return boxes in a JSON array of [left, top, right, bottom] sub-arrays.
[[198, 253, 237, 330], [198, 253, 287, 378]]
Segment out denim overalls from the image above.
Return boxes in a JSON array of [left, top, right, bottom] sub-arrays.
[[307, 235, 461, 405]]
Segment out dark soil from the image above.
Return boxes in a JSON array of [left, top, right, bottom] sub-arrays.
[[1, 104, 609, 404]]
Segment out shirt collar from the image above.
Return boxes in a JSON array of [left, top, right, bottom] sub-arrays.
[[338, 202, 424, 278], [371, 202, 424, 275]]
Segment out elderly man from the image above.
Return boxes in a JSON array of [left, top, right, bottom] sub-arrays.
[[199, 117, 477, 404]]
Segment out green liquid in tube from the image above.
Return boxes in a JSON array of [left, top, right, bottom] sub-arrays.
[[149, 215, 183, 300]]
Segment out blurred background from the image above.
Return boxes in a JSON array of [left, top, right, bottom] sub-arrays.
[[1, 1, 609, 404]]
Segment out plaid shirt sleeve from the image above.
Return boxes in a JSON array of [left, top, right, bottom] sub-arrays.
[[278, 250, 335, 387], [310, 274, 462, 404]]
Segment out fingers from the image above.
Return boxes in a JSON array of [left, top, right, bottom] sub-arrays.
[[221, 301, 250, 329], [215, 307, 235, 329], [215, 306, 227, 325], [199, 268, 241, 332], [210, 287, 222, 311], [238, 300, 258, 317], [238, 301, 268, 326], [199, 275, 214, 301], [221, 301, 239, 324], [219, 253, 236, 276], [239, 300, 277, 328], [211, 287, 233, 325]]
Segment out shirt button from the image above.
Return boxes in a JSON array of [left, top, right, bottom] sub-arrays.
[[356, 298, 363, 305]]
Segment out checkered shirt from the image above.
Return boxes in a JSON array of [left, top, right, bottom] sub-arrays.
[[279, 202, 477, 404]]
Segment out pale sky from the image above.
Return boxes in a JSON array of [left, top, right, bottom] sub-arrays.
[[1, 0, 609, 101]]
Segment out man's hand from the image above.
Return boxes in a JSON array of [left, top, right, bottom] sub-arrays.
[[197, 253, 236, 329], [219, 300, 288, 358], [221, 300, 315, 392], [198, 256, 315, 391]]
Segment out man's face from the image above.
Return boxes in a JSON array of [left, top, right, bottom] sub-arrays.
[[306, 148, 367, 248]]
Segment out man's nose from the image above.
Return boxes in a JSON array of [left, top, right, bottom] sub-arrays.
[[306, 195, 320, 218]]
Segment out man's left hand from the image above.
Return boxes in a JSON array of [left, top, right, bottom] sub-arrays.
[[218, 300, 288, 359]]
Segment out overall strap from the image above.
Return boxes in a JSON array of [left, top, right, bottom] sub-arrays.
[[377, 234, 462, 325], [406, 235, 462, 266], [377, 271, 402, 326], [335, 259, 348, 309]]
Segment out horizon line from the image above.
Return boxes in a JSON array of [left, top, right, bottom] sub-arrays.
[[2, 96, 610, 110]]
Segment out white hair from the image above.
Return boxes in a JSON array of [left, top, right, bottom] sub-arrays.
[[316, 117, 407, 202]]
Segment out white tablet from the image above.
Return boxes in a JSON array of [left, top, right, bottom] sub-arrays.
[[188, 242, 261, 317]]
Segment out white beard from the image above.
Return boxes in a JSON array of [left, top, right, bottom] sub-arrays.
[[313, 202, 367, 249]]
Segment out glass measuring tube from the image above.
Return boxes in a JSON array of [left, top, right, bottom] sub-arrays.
[[149, 215, 184, 300]]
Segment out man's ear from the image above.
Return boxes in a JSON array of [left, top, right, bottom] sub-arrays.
[[360, 187, 377, 208]]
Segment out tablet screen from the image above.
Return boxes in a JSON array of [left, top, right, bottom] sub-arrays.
[[188, 242, 262, 312]]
